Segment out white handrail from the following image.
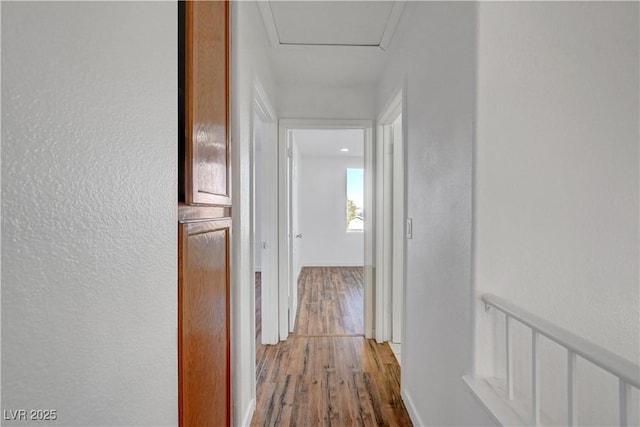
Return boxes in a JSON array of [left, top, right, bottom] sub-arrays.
[[482, 293, 640, 388], [482, 293, 639, 427]]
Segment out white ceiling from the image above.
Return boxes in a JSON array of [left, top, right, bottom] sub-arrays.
[[294, 129, 365, 158], [258, 1, 406, 86], [269, 1, 395, 46]]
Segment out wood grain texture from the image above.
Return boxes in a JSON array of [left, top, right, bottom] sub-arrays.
[[179, 2, 231, 425], [254, 268, 412, 427], [294, 267, 364, 336], [179, 219, 231, 427], [184, 0, 230, 206]]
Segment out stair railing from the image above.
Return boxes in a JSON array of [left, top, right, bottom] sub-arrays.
[[482, 293, 639, 427]]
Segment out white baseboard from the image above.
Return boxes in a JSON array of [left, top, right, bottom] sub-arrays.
[[402, 388, 425, 427], [463, 375, 534, 427], [239, 398, 256, 427]]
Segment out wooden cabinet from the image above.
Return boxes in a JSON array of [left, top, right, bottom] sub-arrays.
[[178, 1, 231, 426], [183, 0, 230, 206], [178, 219, 231, 427]]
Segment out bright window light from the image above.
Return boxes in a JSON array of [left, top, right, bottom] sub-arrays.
[[346, 168, 364, 231]]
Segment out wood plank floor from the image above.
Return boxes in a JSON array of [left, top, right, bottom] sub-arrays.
[[294, 267, 364, 336], [253, 267, 412, 427]]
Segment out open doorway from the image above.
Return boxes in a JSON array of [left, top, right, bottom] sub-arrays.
[[292, 129, 365, 335], [375, 88, 406, 365], [252, 82, 278, 346], [278, 120, 375, 341], [252, 118, 413, 425]]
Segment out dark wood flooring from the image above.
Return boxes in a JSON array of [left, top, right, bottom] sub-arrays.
[[253, 267, 412, 427], [294, 267, 364, 336]]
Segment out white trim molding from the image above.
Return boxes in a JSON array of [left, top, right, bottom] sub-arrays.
[[239, 398, 256, 427], [256, 2, 280, 49], [379, 1, 407, 51]]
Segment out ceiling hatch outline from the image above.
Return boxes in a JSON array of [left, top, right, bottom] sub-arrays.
[[257, 1, 406, 51]]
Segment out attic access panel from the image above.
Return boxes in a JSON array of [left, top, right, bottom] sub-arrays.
[[267, 1, 398, 47]]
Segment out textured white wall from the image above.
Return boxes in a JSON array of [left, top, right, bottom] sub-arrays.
[[377, 3, 496, 426], [475, 3, 639, 425], [299, 156, 365, 267], [231, 1, 278, 425], [1, 2, 177, 426]]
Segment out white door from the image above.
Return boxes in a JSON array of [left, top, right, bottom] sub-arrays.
[[254, 113, 264, 275], [289, 136, 301, 332], [375, 89, 403, 344], [391, 113, 404, 344], [279, 129, 301, 337], [254, 111, 279, 345]]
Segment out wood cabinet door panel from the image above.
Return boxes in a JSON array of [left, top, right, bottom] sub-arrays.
[[178, 219, 231, 427], [185, 0, 230, 206]]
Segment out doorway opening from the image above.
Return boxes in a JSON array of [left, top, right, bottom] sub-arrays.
[[275, 120, 375, 341], [291, 129, 366, 336], [251, 118, 413, 425]]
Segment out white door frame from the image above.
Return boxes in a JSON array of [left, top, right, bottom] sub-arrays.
[[253, 80, 279, 345], [391, 113, 404, 343], [375, 87, 405, 344], [278, 119, 375, 341]]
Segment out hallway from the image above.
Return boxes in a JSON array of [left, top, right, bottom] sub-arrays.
[[3, 2, 638, 426], [253, 268, 412, 426]]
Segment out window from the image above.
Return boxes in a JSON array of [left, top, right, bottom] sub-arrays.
[[346, 168, 364, 231]]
